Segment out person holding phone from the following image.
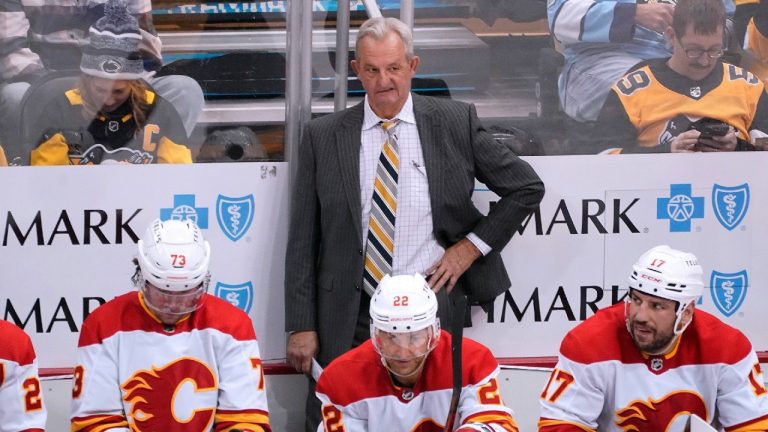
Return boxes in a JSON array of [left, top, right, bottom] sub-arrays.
[[591, 0, 768, 153]]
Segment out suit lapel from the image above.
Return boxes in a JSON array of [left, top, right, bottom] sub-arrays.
[[335, 102, 364, 244], [413, 95, 446, 235]]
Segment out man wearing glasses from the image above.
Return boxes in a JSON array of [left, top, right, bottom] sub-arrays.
[[592, 0, 768, 153]]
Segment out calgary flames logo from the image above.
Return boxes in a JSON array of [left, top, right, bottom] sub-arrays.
[[122, 357, 217, 431], [615, 391, 707, 431]]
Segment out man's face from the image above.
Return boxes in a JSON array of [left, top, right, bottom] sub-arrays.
[[142, 282, 204, 325], [375, 327, 433, 381], [351, 31, 420, 119], [84, 77, 132, 113], [626, 289, 686, 355], [667, 23, 724, 81]]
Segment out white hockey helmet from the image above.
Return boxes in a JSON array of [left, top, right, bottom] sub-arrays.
[[370, 273, 439, 333], [137, 219, 211, 292], [628, 245, 703, 334]]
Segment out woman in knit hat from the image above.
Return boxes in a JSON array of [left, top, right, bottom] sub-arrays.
[[30, 0, 192, 165]]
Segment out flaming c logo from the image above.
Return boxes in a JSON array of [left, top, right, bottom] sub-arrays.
[[615, 391, 707, 431], [122, 358, 217, 431]]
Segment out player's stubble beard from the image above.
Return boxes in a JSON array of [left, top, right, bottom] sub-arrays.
[[629, 319, 676, 355]]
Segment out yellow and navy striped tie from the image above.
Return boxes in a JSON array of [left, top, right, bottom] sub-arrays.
[[363, 120, 400, 296]]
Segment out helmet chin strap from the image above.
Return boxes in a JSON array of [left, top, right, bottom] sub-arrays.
[[673, 300, 693, 335]]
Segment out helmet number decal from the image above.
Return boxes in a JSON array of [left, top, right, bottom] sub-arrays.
[[650, 259, 666, 268], [170, 254, 187, 268], [393, 295, 409, 307]]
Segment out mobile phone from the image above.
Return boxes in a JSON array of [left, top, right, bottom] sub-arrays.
[[688, 117, 730, 139]]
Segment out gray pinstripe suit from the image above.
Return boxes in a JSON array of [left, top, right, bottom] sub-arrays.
[[285, 93, 544, 366]]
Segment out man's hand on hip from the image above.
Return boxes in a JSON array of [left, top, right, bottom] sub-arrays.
[[287, 330, 318, 376], [427, 238, 482, 294]]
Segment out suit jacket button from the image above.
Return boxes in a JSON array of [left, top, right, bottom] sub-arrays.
[[355, 285, 360, 291], [358, 249, 363, 255]]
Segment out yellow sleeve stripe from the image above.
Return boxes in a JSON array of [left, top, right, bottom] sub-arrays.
[[70, 415, 128, 432], [214, 411, 270, 425], [538, 418, 596, 432]]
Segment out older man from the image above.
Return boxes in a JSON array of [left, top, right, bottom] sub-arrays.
[[284, 16, 544, 431]]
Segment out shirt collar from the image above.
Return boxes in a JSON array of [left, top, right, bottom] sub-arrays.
[[362, 93, 415, 130]]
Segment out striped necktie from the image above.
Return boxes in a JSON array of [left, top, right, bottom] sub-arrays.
[[362, 120, 400, 296]]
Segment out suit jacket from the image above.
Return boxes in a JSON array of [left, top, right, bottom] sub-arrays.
[[285, 94, 544, 365]]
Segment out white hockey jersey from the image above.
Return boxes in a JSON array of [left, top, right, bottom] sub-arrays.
[[316, 330, 518, 432], [0, 320, 46, 432], [70, 292, 270, 432], [539, 303, 768, 431]]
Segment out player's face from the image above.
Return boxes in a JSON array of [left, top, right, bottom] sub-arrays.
[[626, 289, 680, 355], [84, 77, 132, 113], [142, 282, 205, 325], [351, 31, 420, 120], [669, 23, 724, 81], [374, 327, 434, 384]]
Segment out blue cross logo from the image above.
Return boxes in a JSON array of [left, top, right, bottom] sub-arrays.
[[160, 194, 209, 229], [657, 184, 704, 232]]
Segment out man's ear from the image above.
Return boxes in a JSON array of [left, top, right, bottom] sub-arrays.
[[409, 55, 421, 73], [680, 301, 695, 328], [351, 59, 360, 77]]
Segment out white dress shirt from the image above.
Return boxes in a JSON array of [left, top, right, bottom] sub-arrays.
[[359, 94, 489, 278]]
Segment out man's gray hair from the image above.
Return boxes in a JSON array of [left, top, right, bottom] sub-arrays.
[[356, 17, 414, 61]]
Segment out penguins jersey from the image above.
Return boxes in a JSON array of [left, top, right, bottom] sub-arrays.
[[0, 320, 46, 432], [70, 292, 270, 432], [31, 86, 192, 165], [316, 330, 518, 432], [538, 303, 768, 432], [0, 145, 7, 166], [597, 58, 768, 152]]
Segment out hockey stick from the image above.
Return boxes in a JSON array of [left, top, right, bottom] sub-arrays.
[[444, 291, 467, 431]]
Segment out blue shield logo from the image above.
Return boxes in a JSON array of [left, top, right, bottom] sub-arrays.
[[216, 194, 254, 242], [710, 270, 748, 317], [712, 183, 749, 231], [214, 282, 254, 313]]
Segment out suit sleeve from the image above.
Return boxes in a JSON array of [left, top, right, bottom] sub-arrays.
[[70, 321, 130, 431], [548, 0, 637, 45], [468, 103, 544, 251], [212, 327, 271, 431], [538, 335, 604, 432], [0, 325, 46, 431], [284, 123, 321, 332]]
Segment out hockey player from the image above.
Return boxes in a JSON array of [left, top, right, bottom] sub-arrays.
[[0, 320, 46, 431], [316, 273, 518, 431], [70, 219, 270, 432], [539, 245, 768, 431], [594, 0, 768, 153]]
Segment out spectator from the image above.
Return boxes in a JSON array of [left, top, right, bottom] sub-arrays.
[[285, 16, 544, 432], [0, 0, 203, 149], [317, 274, 519, 431], [30, 0, 192, 165], [539, 245, 768, 430], [71, 219, 271, 431], [548, 0, 675, 123], [0, 320, 47, 431], [594, 0, 768, 153]]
